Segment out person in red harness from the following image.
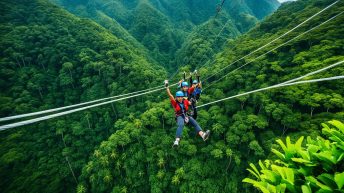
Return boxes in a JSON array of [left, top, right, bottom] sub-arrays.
[[165, 80, 210, 147]]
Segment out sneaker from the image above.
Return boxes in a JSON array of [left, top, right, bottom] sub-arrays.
[[202, 130, 210, 141], [172, 140, 179, 147]]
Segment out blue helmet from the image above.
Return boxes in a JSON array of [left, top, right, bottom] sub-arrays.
[[176, 91, 184, 97], [181, 82, 189, 87], [192, 80, 198, 84]]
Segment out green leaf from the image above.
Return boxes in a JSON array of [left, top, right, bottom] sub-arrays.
[[243, 178, 270, 193], [314, 151, 337, 165], [284, 167, 294, 184], [271, 165, 286, 179], [295, 136, 304, 150], [334, 172, 344, 189], [249, 163, 261, 178], [272, 148, 285, 160], [321, 123, 330, 130], [337, 152, 344, 162], [323, 128, 344, 143], [247, 168, 260, 180], [307, 144, 320, 154], [301, 185, 311, 193], [276, 184, 287, 193], [298, 166, 312, 176], [291, 157, 311, 164], [266, 183, 277, 192], [261, 170, 279, 183], [259, 160, 267, 170], [317, 173, 336, 189], [306, 176, 332, 191], [329, 120, 344, 133], [276, 139, 288, 153], [297, 150, 310, 161], [286, 137, 294, 152]]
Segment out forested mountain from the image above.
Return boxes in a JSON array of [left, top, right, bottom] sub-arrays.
[[49, 0, 280, 71], [0, 0, 166, 192], [76, 0, 344, 192], [0, 0, 343, 193]]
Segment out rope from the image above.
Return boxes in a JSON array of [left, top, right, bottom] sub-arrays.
[[204, 10, 343, 90], [198, 75, 344, 108], [202, 0, 339, 83], [0, 1, 340, 129], [0, 83, 170, 122], [215, 0, 226, 18], [169, 16, 233, 80], [278, 60, 344, 85], [199, 60, 344, 108], [195, 17, 233, 71], [0, 84, 179, 131]]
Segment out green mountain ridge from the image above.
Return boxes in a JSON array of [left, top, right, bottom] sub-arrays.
[[0, 0, 166, 192], [0, 0, 343, 192], [77, 0, 344, 192], [49, 0, 280, 72]]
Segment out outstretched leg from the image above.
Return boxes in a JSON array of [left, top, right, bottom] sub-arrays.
[[188, 117, 210, 141], [173, 116, 184, 147]]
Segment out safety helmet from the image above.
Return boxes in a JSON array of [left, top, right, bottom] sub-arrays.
[[192, 80, 198, 84], [176, 91, 184, 97], [181, 82, 189, 87]]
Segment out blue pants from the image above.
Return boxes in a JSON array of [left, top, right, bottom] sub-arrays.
[[176, 116, 202, 138]]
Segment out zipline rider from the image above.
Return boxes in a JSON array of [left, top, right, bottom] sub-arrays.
[[165, 80, 210, 147]]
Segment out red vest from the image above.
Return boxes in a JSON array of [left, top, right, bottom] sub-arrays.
[[171, 99, 189, 116]]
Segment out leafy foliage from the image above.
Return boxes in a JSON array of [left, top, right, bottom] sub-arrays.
[[50, 0, 279, 72], [243, 120, 344, 193]]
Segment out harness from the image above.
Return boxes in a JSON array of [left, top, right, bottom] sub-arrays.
[[176, 100, 189, 123]]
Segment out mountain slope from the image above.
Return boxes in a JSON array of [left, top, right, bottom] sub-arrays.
[[0, 0, 166, 192], [50, 0, 280, 72], [78, 0, 344, 192]]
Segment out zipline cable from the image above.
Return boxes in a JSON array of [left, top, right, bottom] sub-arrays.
[[198, 60, 344, 108], [0, 84, 180, 131], [198, 75, 344, 108], [202, 0, 339, 83], [215, 0, 226, 18], [2, 59, 341, 131], [0, 82, 177, 122], [0, 1, 340, 127], [278, 60, 344, 85], [169, 15, 233, 80], [194, 17, 233, 71], [204, 10, 343, 90]]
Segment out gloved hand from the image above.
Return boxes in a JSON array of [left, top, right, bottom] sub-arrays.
[[164, 80, 169, 87]]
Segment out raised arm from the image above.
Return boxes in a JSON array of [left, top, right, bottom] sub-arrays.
[[166, 87, 174, 101], [178, 79, 183, 88], [198, 81, 202, 89], [197, 72, 201, 88], [165, 80, 174, 101]]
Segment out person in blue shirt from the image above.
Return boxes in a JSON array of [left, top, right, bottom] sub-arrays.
[[188, 71, 202, 119]]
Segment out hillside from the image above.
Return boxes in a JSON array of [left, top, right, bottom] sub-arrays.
[[0, 0, 166, 192], [49, 0, 280, 72], [0, 0, 343, 192], [77, 0, 344, 192]]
